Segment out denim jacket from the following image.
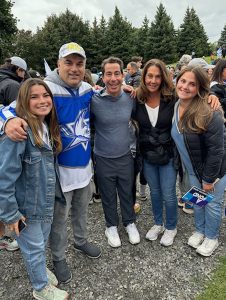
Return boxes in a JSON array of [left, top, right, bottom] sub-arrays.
[[0, 128, 56, 224]]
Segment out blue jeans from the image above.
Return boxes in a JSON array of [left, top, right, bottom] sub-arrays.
[[189, 174, 226, 239], [16, 221, 51, 291], [143, 159, 177, 230]]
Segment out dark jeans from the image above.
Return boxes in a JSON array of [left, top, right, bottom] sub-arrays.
[[95, 153, 136, 227]]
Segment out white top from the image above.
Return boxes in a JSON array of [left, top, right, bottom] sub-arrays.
[[145, 104, 159, 127]]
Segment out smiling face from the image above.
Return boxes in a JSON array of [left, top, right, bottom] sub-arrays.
[[29, 84, 53, 121], [176, 71, 198, 102], [145, 65, 162, 94], [102, 63, 123, 96], [57, 54, 85, 87]]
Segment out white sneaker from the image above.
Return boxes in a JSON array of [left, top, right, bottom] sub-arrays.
[[188, 232, 204, 249], [105, 226, 121, 248], [160, 228, 177, 246], [146, 225, 164, 241], [125, 223, 140, 245], [196, 237, 219, 257]]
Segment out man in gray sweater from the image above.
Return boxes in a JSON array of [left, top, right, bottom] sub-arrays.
[[91, 57, 140, 248]]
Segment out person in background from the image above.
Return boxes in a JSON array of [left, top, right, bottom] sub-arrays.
[[0, 78, 69, 299], [131, 56, 143, 70], [83, 69, 101, 204], [172, 66, 226, 257], [126, 62, 142, 88], [210, 59, 226, 122], [0, 56, 28, 251], [84, 69, 95, 86], [0, 56, 27, 106], [91, 67, 99, 85], [125, 56, 142, 85], [28, 69, 42, 79]]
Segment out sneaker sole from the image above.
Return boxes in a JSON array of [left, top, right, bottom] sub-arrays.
[[33, 290, 70, 300], [196, 242, 219, 257], [128, 238, 140, 245], [182, 207, 194, 214], [74, 247, 102, 259], [160, 238, 176, 247], [58, 274, 72, 285], [6, 247, 19, 251], [93, 199, 101, 203]]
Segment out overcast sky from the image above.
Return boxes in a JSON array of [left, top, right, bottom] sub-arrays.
[[12, 0, 226, 43]]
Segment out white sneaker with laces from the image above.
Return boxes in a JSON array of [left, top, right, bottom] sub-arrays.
[[196, 237, 219, 257], [188, 232, 204, 249], [160, 228, 177, 246], [125, 223, 140, 245], [33, 283, 69, 300], [105, 226, 121, 248], [146, 225, 164, 241]]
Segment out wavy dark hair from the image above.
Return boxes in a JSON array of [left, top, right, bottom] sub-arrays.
[[136, 59, 174, 104], [211, 59, 226, 84]]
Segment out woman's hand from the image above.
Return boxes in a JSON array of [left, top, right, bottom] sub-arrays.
[[202, 182, 215, 193], [122, 85, 137, 98], [208, 94, 220, 110]]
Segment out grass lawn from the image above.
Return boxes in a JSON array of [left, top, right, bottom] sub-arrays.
[[195, 256, 226, 300]]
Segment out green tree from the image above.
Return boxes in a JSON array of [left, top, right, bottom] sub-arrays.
[[177, 7, 210, 58], [88, 16, 108, 69], [31, 9, 91, 73], [218, 24, 226, 46], [0, 0, 18, 61], [146, 3, 177, 64], [13, 30, 36, 70], [105, 6, 136, 65], [134, 16, 150, 62]]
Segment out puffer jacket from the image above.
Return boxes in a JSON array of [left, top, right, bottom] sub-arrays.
[[183, 110, 226, 184]]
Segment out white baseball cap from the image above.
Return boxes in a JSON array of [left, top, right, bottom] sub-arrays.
[[10, 56, 27, 71], [188, 58, 215, 70], [58, 42, 86, 59]]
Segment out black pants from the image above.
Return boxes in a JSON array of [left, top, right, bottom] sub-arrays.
[[95, 153, 136, 227]]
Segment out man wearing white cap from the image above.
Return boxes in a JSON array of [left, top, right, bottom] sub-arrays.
[[0, 56, 27, 252], [0, 42, 101, 284], [0, 56, 27, 106]]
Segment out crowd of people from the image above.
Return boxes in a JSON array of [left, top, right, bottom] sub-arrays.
[[0, 41, 226, 299]]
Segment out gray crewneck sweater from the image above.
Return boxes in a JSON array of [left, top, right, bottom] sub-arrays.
[[91, 89, 135, 158]]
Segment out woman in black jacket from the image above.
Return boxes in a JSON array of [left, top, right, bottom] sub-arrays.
[[134, 59, 178, 247], [172, 66, 226, 257]]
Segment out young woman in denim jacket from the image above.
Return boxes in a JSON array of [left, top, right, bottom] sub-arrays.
[[172, 66, 226, 257], [0, 79, 69, 299]]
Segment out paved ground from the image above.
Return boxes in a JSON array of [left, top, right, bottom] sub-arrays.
[[1, 188, 226, 300]]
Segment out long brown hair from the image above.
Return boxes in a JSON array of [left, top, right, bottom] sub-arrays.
[[136, 59, 174, 103], [16, 78, 62, 153], [176, 66, 221, 133], [211, 59, 226, 84]]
